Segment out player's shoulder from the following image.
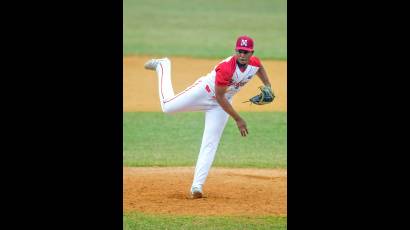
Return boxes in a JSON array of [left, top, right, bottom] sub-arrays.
[[215, 56, 236, 74], [218, 56, 236, 66], [249, 56, 262, 67]]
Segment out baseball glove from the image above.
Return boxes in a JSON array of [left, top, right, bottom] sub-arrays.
[[243, 85, 275, 105]]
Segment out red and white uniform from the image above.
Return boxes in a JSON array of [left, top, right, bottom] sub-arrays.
[[153, 56, 262, 190], [203, 55, 262, 100]]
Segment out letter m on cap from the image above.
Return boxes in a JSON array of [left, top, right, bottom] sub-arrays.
[[241, 39, 248, 47]]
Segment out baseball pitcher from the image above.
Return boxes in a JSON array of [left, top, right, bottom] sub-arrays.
[[144, 35, 274, 199]]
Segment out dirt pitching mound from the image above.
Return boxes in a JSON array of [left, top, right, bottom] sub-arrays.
[[124, 167, 287, 216]]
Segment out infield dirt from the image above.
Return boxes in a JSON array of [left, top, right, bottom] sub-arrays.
[[124, 167, 287, 216]]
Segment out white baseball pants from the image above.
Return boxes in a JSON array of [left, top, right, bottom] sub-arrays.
[[154, 59, 230, 189]]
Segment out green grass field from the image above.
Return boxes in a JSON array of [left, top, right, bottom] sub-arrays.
[[123, 0, 287, 60], [123, 112, 287, 168], [124, 213, 287, 230]]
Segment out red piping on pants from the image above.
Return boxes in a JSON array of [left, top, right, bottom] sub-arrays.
[[160, 63, 165, 100], [163, 80, 203, 104]]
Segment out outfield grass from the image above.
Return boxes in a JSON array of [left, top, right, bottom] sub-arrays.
[[124, 212, 287, 230], [123, 112, 287, 168], [123, 0, 287, 60]]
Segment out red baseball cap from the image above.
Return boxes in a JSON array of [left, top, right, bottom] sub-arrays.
[[235, 35, 254, 51]]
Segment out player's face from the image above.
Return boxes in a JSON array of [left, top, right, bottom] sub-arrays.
[[236, 49, 253, 65]]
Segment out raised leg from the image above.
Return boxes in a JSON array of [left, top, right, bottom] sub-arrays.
[[145, 58, 212, 113]]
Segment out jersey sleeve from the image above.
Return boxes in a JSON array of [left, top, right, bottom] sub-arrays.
[[215, 63, 233, 87], [249, 56, 262, 67]]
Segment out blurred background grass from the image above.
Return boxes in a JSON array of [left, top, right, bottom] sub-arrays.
[[123, 0, 287, 60]]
